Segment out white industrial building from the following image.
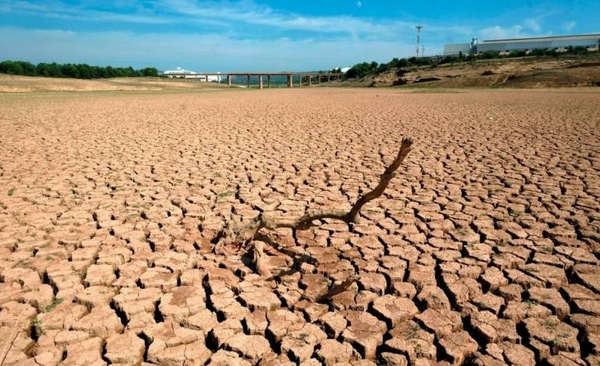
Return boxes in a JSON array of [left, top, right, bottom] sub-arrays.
[[444, 33, 600, 56], [162, 67, 221, 82]]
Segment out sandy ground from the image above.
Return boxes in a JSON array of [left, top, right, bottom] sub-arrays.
[[0, 88, 599, 365], [0, 74, 231, 93]]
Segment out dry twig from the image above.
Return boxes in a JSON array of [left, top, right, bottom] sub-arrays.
[[216, 137, 414, 298]]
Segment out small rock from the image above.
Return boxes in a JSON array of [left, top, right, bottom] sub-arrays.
[[105, 331, 145, 365], [139, 267, 179, 291], [415, 308, 461, 338], [159, 286, 207, 322], [503, 300, 552, 322], [182, 309, 217, 333], [437, 331, 478, 365], [498, 341, 535, 366], [210, 318, 244, 348], [266, 309, 305, 342], [315, 339, 356, 365], [71, 305, 124, 338], [415, 285, 451, 311], [243, 310, 268, 336], [300, 273, 330, 301], [84, 264, 117, 286], [341, 310, 387, 359], [358, 272, 388, 295], [378, 352, 409, 366], [523, 316, 580, 354], [469, 310, 520, 344], [390, 281, 417, 299], [371, 295, 419, 328], [149, 340, 212, 366], [385, 321, 436, 363], [527, 287, 570, 320], [319, 312, 347, 338], [295, 301, 329, 323], [407, 264, 436, 291], [207, 350, 252, 366], [480, 267, 508, 292], [496, 284, 523, 302], [61, 337, 106, 366], [280, 323, 327, 363], [471, 292, 505, 315]]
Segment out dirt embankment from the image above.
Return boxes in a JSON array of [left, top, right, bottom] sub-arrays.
[[0, 75, 232, 93], [334, 56, 600, 88], [0, 89, 599, 365]]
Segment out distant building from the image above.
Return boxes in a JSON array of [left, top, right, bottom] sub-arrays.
[[162, 67, 221, 82], [331, 66, 351, 73], [443, 33, 600, 56]]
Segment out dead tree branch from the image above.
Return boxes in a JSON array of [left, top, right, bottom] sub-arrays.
[[221, 136, 413, 246]]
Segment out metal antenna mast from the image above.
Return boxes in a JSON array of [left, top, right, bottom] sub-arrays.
[[416, 24, 423, 58]]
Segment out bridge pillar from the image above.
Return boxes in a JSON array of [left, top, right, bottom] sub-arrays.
[[227, 75, 232, 86], [308, 75, 312, 86], [246, 75, 250, 88], [287, 74, 293, 88], [258, 75, 263, 89], [267, 75, 271, 88], [298, 75, 302, 87]]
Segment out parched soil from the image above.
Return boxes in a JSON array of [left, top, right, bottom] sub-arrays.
[[0, 88, 599, 365], [0, 74, 231, 93]]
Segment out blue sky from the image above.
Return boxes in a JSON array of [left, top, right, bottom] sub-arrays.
[[0, 0, 597, 72]]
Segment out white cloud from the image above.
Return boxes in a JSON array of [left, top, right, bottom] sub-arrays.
[[524, 19, 541, 33], [1, 0, 456, 41], [479, 25, 525, 40], [0, 27, 418, 71], [562, 21, 576, 32], [7, 0, 568, 70]]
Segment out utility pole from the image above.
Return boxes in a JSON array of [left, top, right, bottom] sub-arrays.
[[416, 24, 423, 58]]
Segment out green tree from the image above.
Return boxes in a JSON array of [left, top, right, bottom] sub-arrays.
[[530, 48, 547, 57], [140, 67, 159, 77], [105, 66, 117, 78], [60, 64, 80, 78], [481, 50, 500, 59], [508, 49, 526, 58], [397, 58, 409, 67], [570, 46, 589, 55], [345, 61, 379, 79], [0, 60, 24, 75], [77, 64, 93, 79], [17, 61, 36, 75], [36, 63, 61, 77]]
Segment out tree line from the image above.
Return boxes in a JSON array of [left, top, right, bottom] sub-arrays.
[[345, 45, 595, 79], [0, 60, 159, 79]]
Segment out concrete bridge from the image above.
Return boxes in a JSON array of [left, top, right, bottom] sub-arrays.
[[162, 71, 344, 88]]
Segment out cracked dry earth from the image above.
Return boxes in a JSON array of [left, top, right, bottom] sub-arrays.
[[0, 88, 599, 366]]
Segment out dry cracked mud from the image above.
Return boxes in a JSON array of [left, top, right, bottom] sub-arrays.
[[0, 88, 599, 366]]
